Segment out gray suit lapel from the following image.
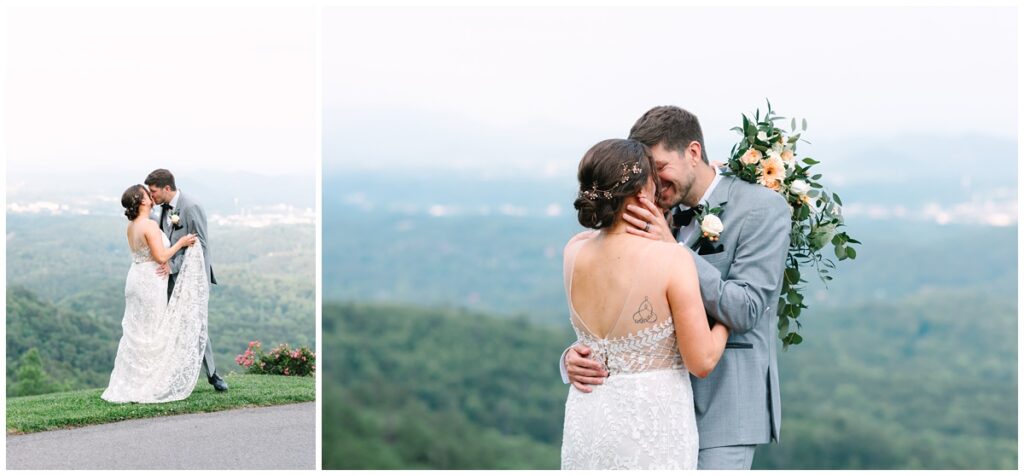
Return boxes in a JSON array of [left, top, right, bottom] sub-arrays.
[[705, 175, 734, 211], [687, 176, 735, 250], [167, 192, 186, 239]]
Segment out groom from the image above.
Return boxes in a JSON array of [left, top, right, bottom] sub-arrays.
[[145, 168, 229, 392], [562, 106, 790, 469]]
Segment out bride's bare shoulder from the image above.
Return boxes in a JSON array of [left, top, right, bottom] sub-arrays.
[[140, 218, 160, 232], [564, 230, 598, 250]]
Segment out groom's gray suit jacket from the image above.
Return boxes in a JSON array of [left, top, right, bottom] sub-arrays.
[[686, 175, 789, 449], [154, 191, 216, 285]]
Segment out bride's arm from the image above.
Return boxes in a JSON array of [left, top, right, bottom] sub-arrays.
[[143, 223, 196, 264], [666, 246, 729, 379]]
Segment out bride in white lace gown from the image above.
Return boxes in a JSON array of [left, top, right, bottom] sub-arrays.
[[560, 139, 730, 469], [101, 185, 209, 404]]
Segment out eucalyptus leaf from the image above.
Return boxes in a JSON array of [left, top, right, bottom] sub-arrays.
[[836, 245, 848, 260], [785, 267, 801, 284]]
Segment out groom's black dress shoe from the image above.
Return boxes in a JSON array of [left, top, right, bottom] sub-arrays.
[[209, 374, 229, 392]]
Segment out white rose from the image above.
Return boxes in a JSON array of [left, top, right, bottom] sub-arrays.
[[170, 214, 180, 225], [700, 214, 724, 238], [790, 179, 811, 195]]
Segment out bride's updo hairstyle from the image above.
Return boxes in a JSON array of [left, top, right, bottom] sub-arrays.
[[121, 184, 148, 221], [574, 139, 659, 229]]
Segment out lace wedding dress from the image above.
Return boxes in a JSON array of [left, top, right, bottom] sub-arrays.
[[560, 238, 698, 469], [101, 235, 209, 403]]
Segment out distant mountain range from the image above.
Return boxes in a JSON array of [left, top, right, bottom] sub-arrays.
[[325, 133, 1016, 227], [7, 169, 314, 219]]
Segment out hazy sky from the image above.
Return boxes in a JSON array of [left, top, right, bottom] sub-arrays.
[[7, 7, 317, 182], [324, 7, 1017, 173]]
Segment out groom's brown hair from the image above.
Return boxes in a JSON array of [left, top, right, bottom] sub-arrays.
[[628, 106, 708, 164], [144, 169, 177, 191]]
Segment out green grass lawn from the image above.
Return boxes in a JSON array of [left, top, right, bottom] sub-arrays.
[[7, 373, 315, 434]]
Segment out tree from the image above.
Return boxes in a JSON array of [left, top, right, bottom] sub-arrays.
[[10, 348, 62, 397]]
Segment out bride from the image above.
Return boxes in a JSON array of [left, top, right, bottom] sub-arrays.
[[101, 184, 210, 404], [560, 139, 729, 469]]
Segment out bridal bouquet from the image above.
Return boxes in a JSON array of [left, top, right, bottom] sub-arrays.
[[724, 101, 859, 348]]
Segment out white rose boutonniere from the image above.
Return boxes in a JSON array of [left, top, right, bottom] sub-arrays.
[[170, 211, 182, 229], [692, 202, 727, 254], [700, 214, 724, 242]]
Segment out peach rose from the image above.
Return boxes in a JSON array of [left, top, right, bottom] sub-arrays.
[[740, 148, 763, 165], [780, 149, 796, 168]]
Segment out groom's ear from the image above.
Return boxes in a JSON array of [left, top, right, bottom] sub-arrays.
[[686, 140, 703, 164]]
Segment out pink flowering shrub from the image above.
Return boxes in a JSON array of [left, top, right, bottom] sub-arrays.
[[235, 341, 315, 377]]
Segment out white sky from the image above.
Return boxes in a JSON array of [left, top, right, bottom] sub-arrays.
[[6, 7, 317, 179], [324, 7, 1017, 170]]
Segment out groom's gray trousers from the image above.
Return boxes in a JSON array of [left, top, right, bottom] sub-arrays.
[[698, 445, 757, 470], [167, 274, 217, 378]]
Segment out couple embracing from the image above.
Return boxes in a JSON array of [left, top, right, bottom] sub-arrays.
[[101, 169, 228, 404], [559, 106, 789, 470]]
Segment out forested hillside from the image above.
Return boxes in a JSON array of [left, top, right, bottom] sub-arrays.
[[6, 215, 315, 396], [323, 289, 1016, 469]]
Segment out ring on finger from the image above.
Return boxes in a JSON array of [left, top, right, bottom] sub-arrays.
[[643, 222, 651, 233]]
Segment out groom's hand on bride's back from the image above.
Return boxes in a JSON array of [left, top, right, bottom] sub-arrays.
[[155, 263, 170, 277], [566, 344, 607, 392]]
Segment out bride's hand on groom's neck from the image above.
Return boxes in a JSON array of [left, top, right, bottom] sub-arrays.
[[624, 197, 675, 243]]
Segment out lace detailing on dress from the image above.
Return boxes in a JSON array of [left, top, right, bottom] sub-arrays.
[[561, 370, 698, 469], [131, 242, 155, 264], [560, 235, 698, 469], [571, 319, 685, 375], [102, 239, 209, 404]]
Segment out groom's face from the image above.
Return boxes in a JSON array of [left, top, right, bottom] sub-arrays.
[[650, 142, 695, 209], [148, 185, 170, 205]]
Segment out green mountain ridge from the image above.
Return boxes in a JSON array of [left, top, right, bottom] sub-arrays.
[[323, 288, 1016, 469]]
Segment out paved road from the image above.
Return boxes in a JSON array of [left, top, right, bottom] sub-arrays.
[[6, 402, 315, 470]]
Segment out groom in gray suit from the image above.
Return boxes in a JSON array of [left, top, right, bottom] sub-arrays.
[[146, 169, 229, 392], [562, 106, 790, 469]]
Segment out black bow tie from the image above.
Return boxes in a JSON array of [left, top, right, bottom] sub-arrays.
[[673, 204, 704, 228], [161, 203, 172, 210]]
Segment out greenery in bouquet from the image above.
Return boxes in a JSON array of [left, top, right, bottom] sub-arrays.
[[236, 340, 316, 376], [724, 100, 860, 348]]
